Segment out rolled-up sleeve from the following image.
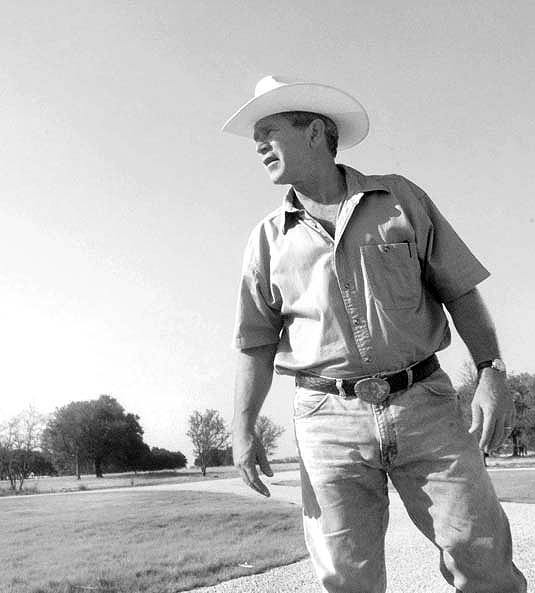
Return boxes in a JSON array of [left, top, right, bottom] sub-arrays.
[[410, 183, 490, 303], [233, 225, 283, 350]]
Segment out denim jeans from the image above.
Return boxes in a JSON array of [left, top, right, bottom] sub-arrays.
[[293, 368, 527, 593]]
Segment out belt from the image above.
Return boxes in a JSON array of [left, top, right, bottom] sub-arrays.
[[295, 354, 440, 405]]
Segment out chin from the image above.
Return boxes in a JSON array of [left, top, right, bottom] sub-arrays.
[[268, 169, 291, 185]]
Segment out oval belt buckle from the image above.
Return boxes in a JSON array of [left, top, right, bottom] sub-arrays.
[[354, 377, 390, 404]]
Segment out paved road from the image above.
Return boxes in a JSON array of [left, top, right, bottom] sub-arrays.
[[141, 470, 535, 593]]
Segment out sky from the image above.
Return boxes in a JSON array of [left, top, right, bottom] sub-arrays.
[[1, 1, 534, 462]]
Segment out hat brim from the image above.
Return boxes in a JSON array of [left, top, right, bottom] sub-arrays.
[[222, 82, 369, 150]]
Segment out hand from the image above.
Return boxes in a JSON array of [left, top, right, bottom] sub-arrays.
[[232, 428, 273, 497], [469, 369, 515, 453]]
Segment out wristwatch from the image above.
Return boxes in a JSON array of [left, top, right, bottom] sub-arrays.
[[476, 358, 507, 375]]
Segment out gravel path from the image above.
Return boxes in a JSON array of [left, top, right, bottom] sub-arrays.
[[143, 470, 534, 593]]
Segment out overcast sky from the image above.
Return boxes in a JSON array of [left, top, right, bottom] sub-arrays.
[[2, 1, 534, 461]]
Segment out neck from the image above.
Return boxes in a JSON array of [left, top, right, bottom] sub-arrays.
[[293, 161, 346, 205]]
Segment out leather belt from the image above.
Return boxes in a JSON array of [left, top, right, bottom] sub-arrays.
[[295, 354, 440, 405]]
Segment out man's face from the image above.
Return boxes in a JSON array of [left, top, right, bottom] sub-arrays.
[[253, 114, 309, 185]]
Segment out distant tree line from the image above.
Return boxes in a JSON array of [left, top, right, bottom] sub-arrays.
[[0, 395, 187, 491], [1, 395, 289, 491]]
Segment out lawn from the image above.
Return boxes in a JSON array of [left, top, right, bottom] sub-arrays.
[[1, 489, 307, 593], [487, 468, 535, 503]]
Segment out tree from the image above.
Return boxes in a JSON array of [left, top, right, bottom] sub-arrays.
[[0, 407, 47, 490], [255, 415, 285, 458], [507, 373, 535, 455], [141, 447, 187, 471], [194, 447, 233, 468], [186, 409, 228, 476], [43, 395, 147, 478], [41, 400, 89, 479]]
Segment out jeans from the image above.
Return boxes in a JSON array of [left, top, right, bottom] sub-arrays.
[[293, 368, 527, 593]]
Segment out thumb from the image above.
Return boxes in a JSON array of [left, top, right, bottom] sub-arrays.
[[469, 404, 483, 435], [256, 438, 273, 477]]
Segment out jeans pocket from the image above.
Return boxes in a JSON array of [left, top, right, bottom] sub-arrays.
[[293, 390, 331, 420], [420, 368, 458, 398]]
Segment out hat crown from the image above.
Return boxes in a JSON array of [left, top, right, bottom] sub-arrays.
[[254, 75, 299, 98]]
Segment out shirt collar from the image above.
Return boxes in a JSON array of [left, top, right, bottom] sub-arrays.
[[280, 165, 390, 234], [280, 188, 305, 234], [340, 165, 389, 196]]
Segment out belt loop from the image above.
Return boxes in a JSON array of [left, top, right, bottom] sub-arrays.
[[335, 379, 347, 397], [406, 367, 414, 389]]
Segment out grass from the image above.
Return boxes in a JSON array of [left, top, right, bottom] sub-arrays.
[[487, 468, 535, 503], [1, 489, 307, 593], [0, 463, 300, 496]]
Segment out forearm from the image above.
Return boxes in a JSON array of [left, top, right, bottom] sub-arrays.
[[444, 287, 500, 366], [232, 343, 277, 432], [445, 287, 514, 451]]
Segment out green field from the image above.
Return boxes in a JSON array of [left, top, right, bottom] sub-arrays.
[[1, 489, 307, 593]]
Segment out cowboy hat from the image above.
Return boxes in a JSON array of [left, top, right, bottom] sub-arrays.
[[222, 75, 369, 150]]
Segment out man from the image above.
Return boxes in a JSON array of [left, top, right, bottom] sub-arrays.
[[223, 75, 526, 592]]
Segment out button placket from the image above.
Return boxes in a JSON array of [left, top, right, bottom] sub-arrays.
[[335, 238, 374, 366]]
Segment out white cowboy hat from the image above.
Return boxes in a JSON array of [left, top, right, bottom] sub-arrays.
[[222, 75, 369, 150]]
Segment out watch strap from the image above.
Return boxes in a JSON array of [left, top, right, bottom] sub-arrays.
[[476, 358, 506, 374], [476, 360, 494, 372]]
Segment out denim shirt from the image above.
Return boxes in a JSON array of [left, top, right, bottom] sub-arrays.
[[233, 165, 489, 378]]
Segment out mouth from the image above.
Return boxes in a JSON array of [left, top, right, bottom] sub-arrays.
[[263, 155, 279, 168]]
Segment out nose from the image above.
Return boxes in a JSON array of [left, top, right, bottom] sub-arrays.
[[256, 140, 270, 155]]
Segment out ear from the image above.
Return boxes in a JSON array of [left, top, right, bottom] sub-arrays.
[[308, 119, 326, 149]]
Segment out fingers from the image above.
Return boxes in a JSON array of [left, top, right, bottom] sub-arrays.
[[469, 402, 496, 452], [469, 378, 515, 454], [471, 406, 515, 453], [479, 412, 497, 453], [468, 404, 483, 437], [233, 431, 272, 497], [238, 463, 270, 497], [255, 438, 273, 478]]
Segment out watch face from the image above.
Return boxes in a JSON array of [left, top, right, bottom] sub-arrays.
[[492, 359, 507, 373]]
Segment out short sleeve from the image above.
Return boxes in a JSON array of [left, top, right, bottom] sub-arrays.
[[232, 225, 283, 350], [410, 182, 490, 302]]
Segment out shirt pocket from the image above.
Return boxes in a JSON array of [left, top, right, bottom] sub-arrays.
[[361, 242, 421, 310]]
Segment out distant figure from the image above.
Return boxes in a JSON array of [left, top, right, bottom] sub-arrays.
[[224, 75, 526, 592]]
